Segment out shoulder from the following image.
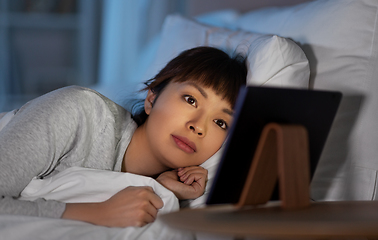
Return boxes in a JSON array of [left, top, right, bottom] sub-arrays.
[[19, 86, 134, 127], [44, 85, 107, 103], [33, 86, 121, 114]]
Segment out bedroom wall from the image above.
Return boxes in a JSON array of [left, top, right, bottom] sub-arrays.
[[0, 0, 102, 112], [0, 0, 314, 113]]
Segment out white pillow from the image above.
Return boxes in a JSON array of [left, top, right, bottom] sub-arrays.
[[143, 14, 310, 208], [232, 0, 378, 201], [143, 14, 310, 89]]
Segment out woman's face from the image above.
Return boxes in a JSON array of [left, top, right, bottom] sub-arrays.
[[144, 81, 233, 169]]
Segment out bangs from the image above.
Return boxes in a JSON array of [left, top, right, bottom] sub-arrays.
[[172, 54, 246, 107], [145, 47, 247, 108]]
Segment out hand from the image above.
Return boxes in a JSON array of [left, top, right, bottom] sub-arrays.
[[62, 186, 164, 227], [156, 166, 208, 200]]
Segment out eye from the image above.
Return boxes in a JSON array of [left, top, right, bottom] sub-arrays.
[[214, 119, 228, 130], [184, 95, 197, 107]]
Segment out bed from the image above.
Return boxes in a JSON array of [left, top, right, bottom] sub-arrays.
[[1, 0, 378, 239]]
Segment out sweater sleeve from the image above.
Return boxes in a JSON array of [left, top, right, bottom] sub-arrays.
[[0, 86, 101, 218]]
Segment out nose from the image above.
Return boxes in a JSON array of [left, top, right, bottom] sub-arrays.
[[189, 125, 204, 136], [187, 113, 206, 137]]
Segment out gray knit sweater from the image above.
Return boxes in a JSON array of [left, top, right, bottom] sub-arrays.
[[0, 86, 137, 218]]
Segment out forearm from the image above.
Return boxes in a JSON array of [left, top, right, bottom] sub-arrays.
[[0, 89, 82, 218], [62, 202, 104, 225], [0, 196, 66, 218]]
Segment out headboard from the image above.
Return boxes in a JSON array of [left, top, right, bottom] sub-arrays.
[[97, 0, 378, 204], [159, 0, 378, 204], [186, 0, 314, 16]]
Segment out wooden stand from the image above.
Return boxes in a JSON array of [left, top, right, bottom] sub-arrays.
[[237, 123, 311, 209], [160, 123, 378, 239]]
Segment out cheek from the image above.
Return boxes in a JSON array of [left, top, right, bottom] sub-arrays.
[[195, 131, 225, 166], [204, 130, 227, 152], [147, 103, 184, 135], [153, 97, 182, 117]]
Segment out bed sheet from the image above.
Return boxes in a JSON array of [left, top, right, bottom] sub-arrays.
[[0, 214, 193, 240]]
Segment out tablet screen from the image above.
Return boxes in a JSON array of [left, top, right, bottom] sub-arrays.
[[206, 86, 342, 205]]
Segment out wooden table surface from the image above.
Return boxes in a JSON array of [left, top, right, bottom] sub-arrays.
[[160, 201, 378, 239]]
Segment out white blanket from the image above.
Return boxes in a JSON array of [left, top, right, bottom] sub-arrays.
[[0, 167, 194, 240]]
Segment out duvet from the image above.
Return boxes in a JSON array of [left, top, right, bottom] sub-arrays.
[[0, 167, 194, 240]]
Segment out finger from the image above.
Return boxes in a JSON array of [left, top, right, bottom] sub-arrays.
[[141, 186, 154, 193], [133, 206, 156, 227], [132, 186, 164, 209], [175, 180, 205, 199], [148, 191, 164, 209], [189, 181, 204, 196], [143, 201, 159, 219], [183, 175, 194, 185], [179, 168, 208, 183], [178, 166, 205, 176], [134, 194, 161, 226], [182, 171, 203, 184], [178, 166, 207, 177], [183, 173, 207, 186]]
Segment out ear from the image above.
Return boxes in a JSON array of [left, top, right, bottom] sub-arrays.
[[144, 90, 157, 115]]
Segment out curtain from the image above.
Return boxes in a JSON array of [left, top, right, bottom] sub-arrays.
[[97, 0, 186, 98]]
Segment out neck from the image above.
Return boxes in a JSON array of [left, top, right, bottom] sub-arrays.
[[122, 122, 169, 177]]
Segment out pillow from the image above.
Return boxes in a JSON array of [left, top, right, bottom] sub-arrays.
[[142, 14, 310, 89], [194, 9, 240, 29], [143, 14, 310, 208], [232, 0, 378, 201]]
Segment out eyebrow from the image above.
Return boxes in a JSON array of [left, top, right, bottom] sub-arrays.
[[187, 82, 208, 98], [223, 109, 234, 116]]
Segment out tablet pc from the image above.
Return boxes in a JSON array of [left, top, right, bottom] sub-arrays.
[[206, 86, 342, 205]]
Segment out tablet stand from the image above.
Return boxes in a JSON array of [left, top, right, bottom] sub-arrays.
[[237, 123, 311, 209]]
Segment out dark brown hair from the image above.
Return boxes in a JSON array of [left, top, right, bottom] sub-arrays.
[[132, 46, 247, 125]]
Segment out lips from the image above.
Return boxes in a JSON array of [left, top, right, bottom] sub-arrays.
[[171, 135, 197, 154]]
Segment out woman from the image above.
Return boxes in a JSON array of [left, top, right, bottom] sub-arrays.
[[0, 46, 247, 227]]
